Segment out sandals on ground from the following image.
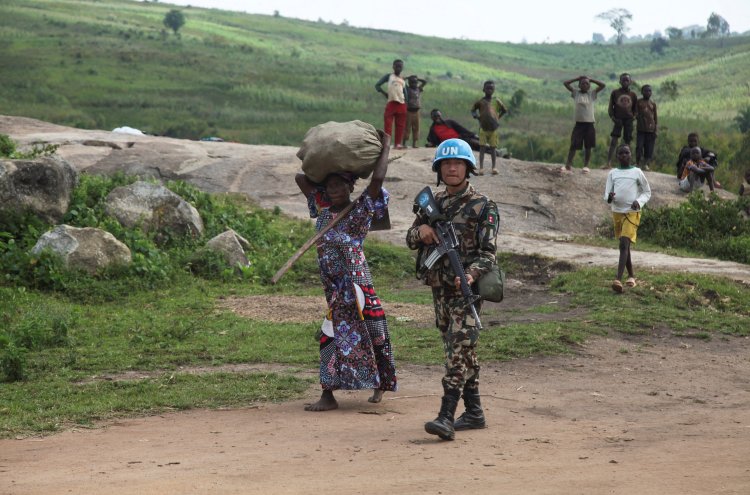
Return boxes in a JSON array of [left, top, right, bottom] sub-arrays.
[[625, 277, 637, 287], [611, 279, 623, 293]]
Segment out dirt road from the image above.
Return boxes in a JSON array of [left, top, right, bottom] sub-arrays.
[[3, 334, 749, 495], [2, 116, 750, 494]]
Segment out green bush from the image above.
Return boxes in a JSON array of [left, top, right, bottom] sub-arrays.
[[0, 340, 26, 382], [1, 173, 316, 298], [0, 134, 16, 157], [640, 193, 750, 263]]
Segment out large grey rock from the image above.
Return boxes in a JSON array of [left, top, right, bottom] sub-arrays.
[[0, 156, 78, 223], [31, 225, 131, 275], [104, 181, 204, 240], [205, 229, 252, 271]]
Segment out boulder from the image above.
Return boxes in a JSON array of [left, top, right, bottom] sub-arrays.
[[31, 225, 132, 275], [0, 156, 78, 223], [205, 229, 252, 271], [105, 181, 204, 240]]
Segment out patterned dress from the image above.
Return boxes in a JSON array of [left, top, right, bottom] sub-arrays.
[[307, 188, 398, 392]]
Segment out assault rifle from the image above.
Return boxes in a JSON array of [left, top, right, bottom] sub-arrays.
[[413, 186, 482, 330]]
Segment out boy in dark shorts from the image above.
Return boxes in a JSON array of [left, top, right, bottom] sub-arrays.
[[635, 84, 657, 171], [471, 80, 507, 175], [403, 75, 427, 148], [605, 73, 638, 169], [563, 75, 606, 173]]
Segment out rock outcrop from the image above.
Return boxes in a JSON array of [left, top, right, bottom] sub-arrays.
[[31, 225, 132, 274], [0, 155, 78, 223], [204, 229, 252, 271], [105, 181, 204, 241]]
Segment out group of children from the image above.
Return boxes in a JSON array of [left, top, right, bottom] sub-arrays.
[[563, 72, 657, 174], [374, 61, 745, 297], [375, 60, 741, 200], [375, 60, 507, 175]]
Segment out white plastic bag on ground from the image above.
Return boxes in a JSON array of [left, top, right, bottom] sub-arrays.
[[297, 120, 382, 183], [112, 126, 144, 135]]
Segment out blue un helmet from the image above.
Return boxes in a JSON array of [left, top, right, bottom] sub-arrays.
[[432, 138, 477, 172], [432, 138, 477, 184]]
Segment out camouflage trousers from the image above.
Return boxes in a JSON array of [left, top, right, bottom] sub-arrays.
[[431, 286, 482, 393]]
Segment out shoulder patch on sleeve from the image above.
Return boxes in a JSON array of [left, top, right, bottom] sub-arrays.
[[487, 211, 497, 227], [484, 201, 499, 227]]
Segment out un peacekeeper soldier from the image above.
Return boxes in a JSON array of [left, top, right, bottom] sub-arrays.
[[405, 138, 499, 441]]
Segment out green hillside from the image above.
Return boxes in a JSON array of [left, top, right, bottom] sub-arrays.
[[1, 0, 749, 186]]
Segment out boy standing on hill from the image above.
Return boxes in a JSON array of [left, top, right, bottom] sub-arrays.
[[403, 75, 427, 148], [375, 59, 408, 150], [563, 75, 606, 173], [604, 144, 651, 293], [635, 84, 657, 171], [471, 80, 507, 175], [605, 73, 638, 169]]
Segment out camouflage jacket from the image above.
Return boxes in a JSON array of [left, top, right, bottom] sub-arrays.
[[406, 183, 499, 288]]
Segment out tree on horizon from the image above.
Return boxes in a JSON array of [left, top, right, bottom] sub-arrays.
[[596, 8, 632, 46]]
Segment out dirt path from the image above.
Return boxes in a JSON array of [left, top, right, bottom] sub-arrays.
[[2, 116, 750, 494], [3, 335, 749, 495]]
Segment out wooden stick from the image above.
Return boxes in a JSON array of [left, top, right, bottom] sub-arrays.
[[271, 200, 357, 284]]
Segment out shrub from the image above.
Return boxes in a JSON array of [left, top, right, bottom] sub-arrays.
[[0, 341, 26, 382], [0, 173, 316, 300], [0, 134, 16, 157], [640, 193, 750, 264]]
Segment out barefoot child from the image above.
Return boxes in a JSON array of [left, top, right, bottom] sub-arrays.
[[679, 147, 716, 193], [604, 144, 651, 293], [605, 73, 637, 169], [404, 75, 427, 148], [562, 75, 606, 173], [295, 132, 397, 411], [471, 80, 507, 175]]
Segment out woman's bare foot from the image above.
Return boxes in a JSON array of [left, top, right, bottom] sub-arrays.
[[304, 390, 338, 411], [368, 389, 384, 403]]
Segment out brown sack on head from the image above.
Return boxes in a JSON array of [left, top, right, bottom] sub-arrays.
[[297, 120, 382, 184]]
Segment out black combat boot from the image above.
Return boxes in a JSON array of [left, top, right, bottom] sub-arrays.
[[454, 387, 486, 430], [424, 388, 460, 440]]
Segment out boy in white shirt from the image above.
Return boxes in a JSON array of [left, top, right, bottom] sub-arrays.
[[604, 144, 651, 293]]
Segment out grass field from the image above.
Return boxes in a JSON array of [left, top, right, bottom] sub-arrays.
[[1, 0, 749, 188], [2, 174, 749, 438]]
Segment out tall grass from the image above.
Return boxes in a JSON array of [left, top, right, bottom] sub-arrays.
[[1, 0, 749, 188]]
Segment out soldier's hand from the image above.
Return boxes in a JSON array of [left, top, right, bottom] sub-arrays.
[[417, 225, 439, 245], [454, 274, 474, 290]]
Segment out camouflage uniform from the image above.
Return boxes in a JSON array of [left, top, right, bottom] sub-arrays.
[[406, 182, 499, 393]]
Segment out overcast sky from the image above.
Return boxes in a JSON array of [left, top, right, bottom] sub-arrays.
[[161, 0, 749, 44]]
